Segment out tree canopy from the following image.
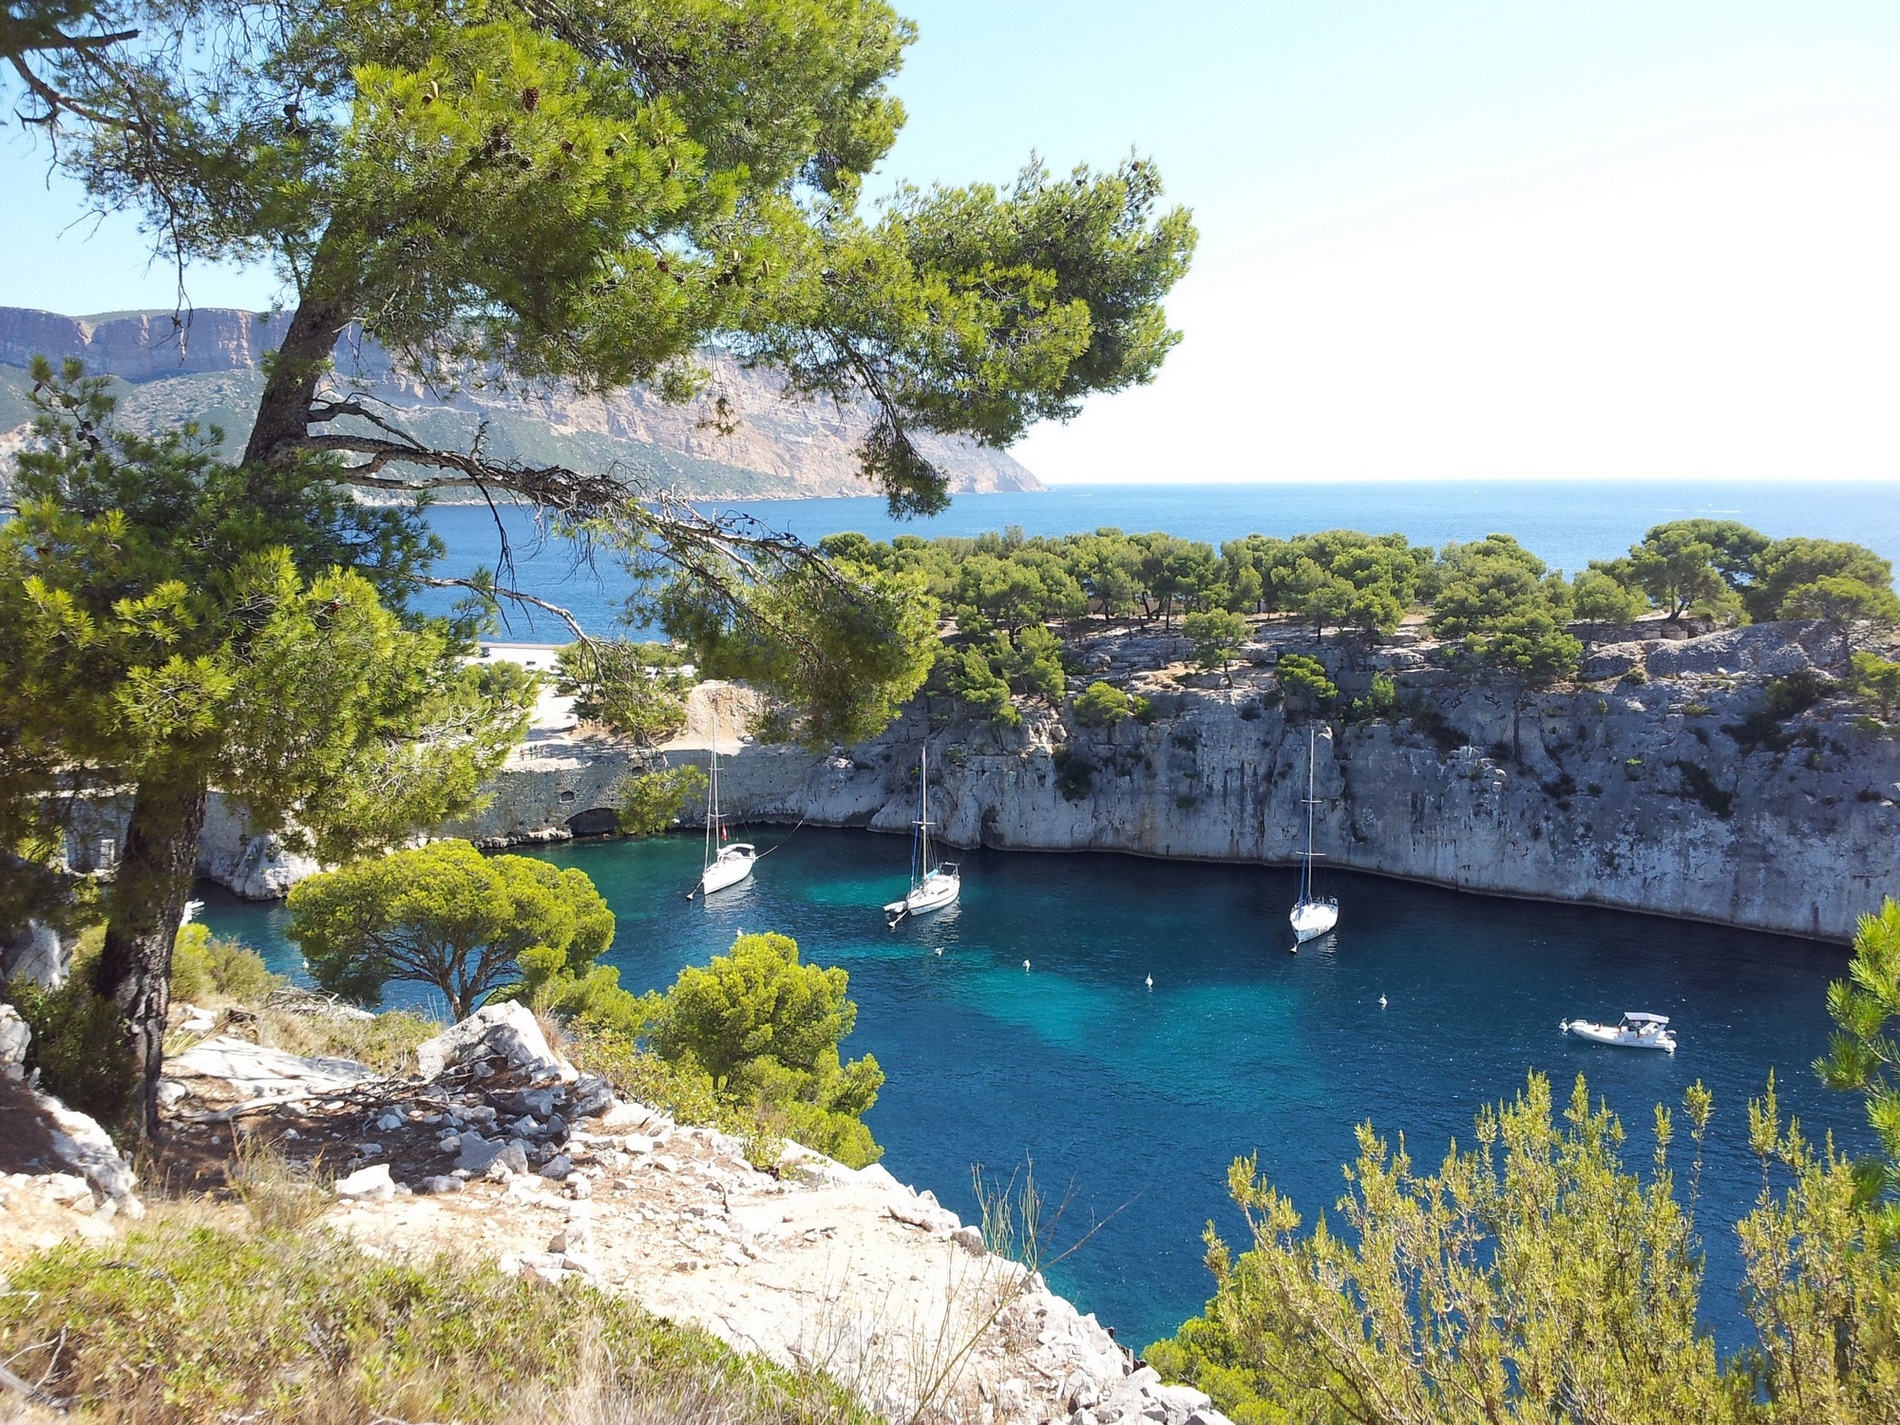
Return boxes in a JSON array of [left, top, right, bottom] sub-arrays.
[[646, 931, 885, 1167], [0, 365, 533, 1129], [287, 838, 614, 1019]]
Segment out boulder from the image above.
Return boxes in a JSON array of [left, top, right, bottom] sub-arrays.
[[164, 1035, 372, 1102], [456, 1136, 529, 1177], [537, 1153, 575, 1181], [0, 920, 69, 990], [415, 1002, 575, 1082], [36, 1087, 140, 1209], [951, 1225, 987, 1257], [0, 1003, 29, 1079], [335, 1163, 395, 1202]]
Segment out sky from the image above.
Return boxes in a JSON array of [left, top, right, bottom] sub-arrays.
[[4, 1, 1900, 484]]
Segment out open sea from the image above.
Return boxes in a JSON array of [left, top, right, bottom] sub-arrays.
[[414, 479, 1900, 637], [198, 829, 1863, 1356]]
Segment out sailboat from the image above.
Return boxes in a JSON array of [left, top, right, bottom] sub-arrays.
[[884, 746, 959, 926], [697, 708, 756, 897], [1289, 726, 1338, 946]]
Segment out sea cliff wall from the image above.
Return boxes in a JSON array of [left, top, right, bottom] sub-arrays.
[[195, 620, 1900, 941]]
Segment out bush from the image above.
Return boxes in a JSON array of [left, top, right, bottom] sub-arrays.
[[617, 762, 707, 837], [1052, 747, 1095, 801], [4, 974, 137, 1129], [645, 933, 885, 1169], [1346, 673, 1399, 723], [0, 1221, 870, 1425], [1275, 653, 1336, 707], [169, 923, 282, 1006], [1072, 680, 1134, 726]]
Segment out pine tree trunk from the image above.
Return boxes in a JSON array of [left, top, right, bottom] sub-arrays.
[[241, 285, 350, 473], [95, 770, 209, 1140]]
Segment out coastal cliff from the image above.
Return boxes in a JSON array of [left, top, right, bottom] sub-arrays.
[[397, 619, 1899, 942], [0, 305, 1042, 498]]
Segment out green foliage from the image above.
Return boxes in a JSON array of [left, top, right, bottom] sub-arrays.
[[996, 623, 1068, 700], [647, 932, 885, 1168], [168, 923, 283, 1006], [942, 641, 1022, 727], [1072, 680, 1136, 727], [1430, 534, 1581, 683], [658, 558, 940, 746], [1183, 609, 1248, 680], [1573, 564, 1649, 625], [1625, 522, 1744, 620], [617, 763, 709, 837], [1151, 1074, 1735, 1424], [0, 1220, 871, 1425], [3, 972, 138, 1130], [1814, 899, 1900, 1220], [1346, 673, 1400, 724], [1274, 653, 1336, 709], [1782, 576, 1900, 654], [1748, 537, 1896, 623], [553, 639, 690, 746], [1848, 652, 1900, 721], [287, 839, 614, 1019]]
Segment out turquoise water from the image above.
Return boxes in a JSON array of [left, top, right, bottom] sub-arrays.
[[196, 828, 1862, 1353], [418, 479, 1900, 635]]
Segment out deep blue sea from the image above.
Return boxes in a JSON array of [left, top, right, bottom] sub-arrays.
[[197, 829, 1862, 1356], [415, 479, 1900, 637]]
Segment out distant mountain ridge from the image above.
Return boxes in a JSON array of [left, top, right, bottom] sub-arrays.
[[0, 306, 1041, 499]]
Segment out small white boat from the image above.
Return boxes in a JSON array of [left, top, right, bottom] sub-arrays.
[[886, 747, 959, 926], [1289, 727, 1338, 945], [697, 710, 755, 898], [1561, 1011, 1676, 1053]]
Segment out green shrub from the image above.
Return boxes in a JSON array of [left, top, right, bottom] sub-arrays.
[[1275, 653, 1336, 707], [617, 763, 707, 837], [1072, 680, 1134, 726], [1052, 746, 1095, 801], [4, 974, 137, 1130], [0, 1221, 869, 1425], [1848, 651, 1900, 721], [1347, 674, 1399, 723], [170, 923, 283, 1006]]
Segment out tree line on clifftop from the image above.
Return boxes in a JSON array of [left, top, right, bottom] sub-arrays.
[[558, 518, 1900, 747]]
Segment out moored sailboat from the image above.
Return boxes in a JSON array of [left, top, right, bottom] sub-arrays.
[[1289, 726, 1338, 946], [885, 747, 959, 927], [697, 709, 756, 898]]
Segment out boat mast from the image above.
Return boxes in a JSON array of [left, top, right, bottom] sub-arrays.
[[1299, 727, 1316, 905], [705, 708, 719, 871], [916, 747, 930, 886]]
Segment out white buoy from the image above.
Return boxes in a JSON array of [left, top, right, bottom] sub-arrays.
[[1023, 960, 1031, 971], [934, 947, 943, 956], [1145, 974, 1154, 989], [1379, 994, 1387, 1009]]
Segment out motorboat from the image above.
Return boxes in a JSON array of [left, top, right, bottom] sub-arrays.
[[1289, 726, 1338, 946], [697, 709, 755, 898], [1561, 1012, 1676, 1053], [886, 747, 959, 926]]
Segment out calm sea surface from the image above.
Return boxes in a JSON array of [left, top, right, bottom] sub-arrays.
[[197, 829, 1862, 1354], [414, 479, 1900, 636]]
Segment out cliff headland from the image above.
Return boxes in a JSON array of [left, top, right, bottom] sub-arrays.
[[196, 614, 1899, 942], [0, 306, 1042, 500]]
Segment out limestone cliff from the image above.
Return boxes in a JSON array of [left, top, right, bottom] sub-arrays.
[[420, 620, 1898, 943], [0, 306, 1041, 498]]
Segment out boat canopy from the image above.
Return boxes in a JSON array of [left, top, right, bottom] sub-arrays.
[[1622, 1012, 1670, 1025]]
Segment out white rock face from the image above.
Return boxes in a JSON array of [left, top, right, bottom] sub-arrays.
[[0, 920, 70, 989], [335, 1163, 396, 1201], [0, 1003, 29, 1078], [415, 1000, 575, 1082], [165, 1035, 372, 1102]]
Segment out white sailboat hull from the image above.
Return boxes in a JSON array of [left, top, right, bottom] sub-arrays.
[[886, 869, 960, 918], [700, 844, 756, 896], [1562, 1019, 1676, 1052], [1290, 898, 1338, 943]]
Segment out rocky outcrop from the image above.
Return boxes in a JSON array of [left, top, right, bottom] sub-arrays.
[[396, 623, 1900, 943], [0, 306, 1041, 498], [153, 1003, 1220, 1425]]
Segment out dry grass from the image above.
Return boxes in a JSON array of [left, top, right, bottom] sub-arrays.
[[0, 1214, 875, 1425], [249, 1006, 437, 1075], [227, 1131, 332, 1232]]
